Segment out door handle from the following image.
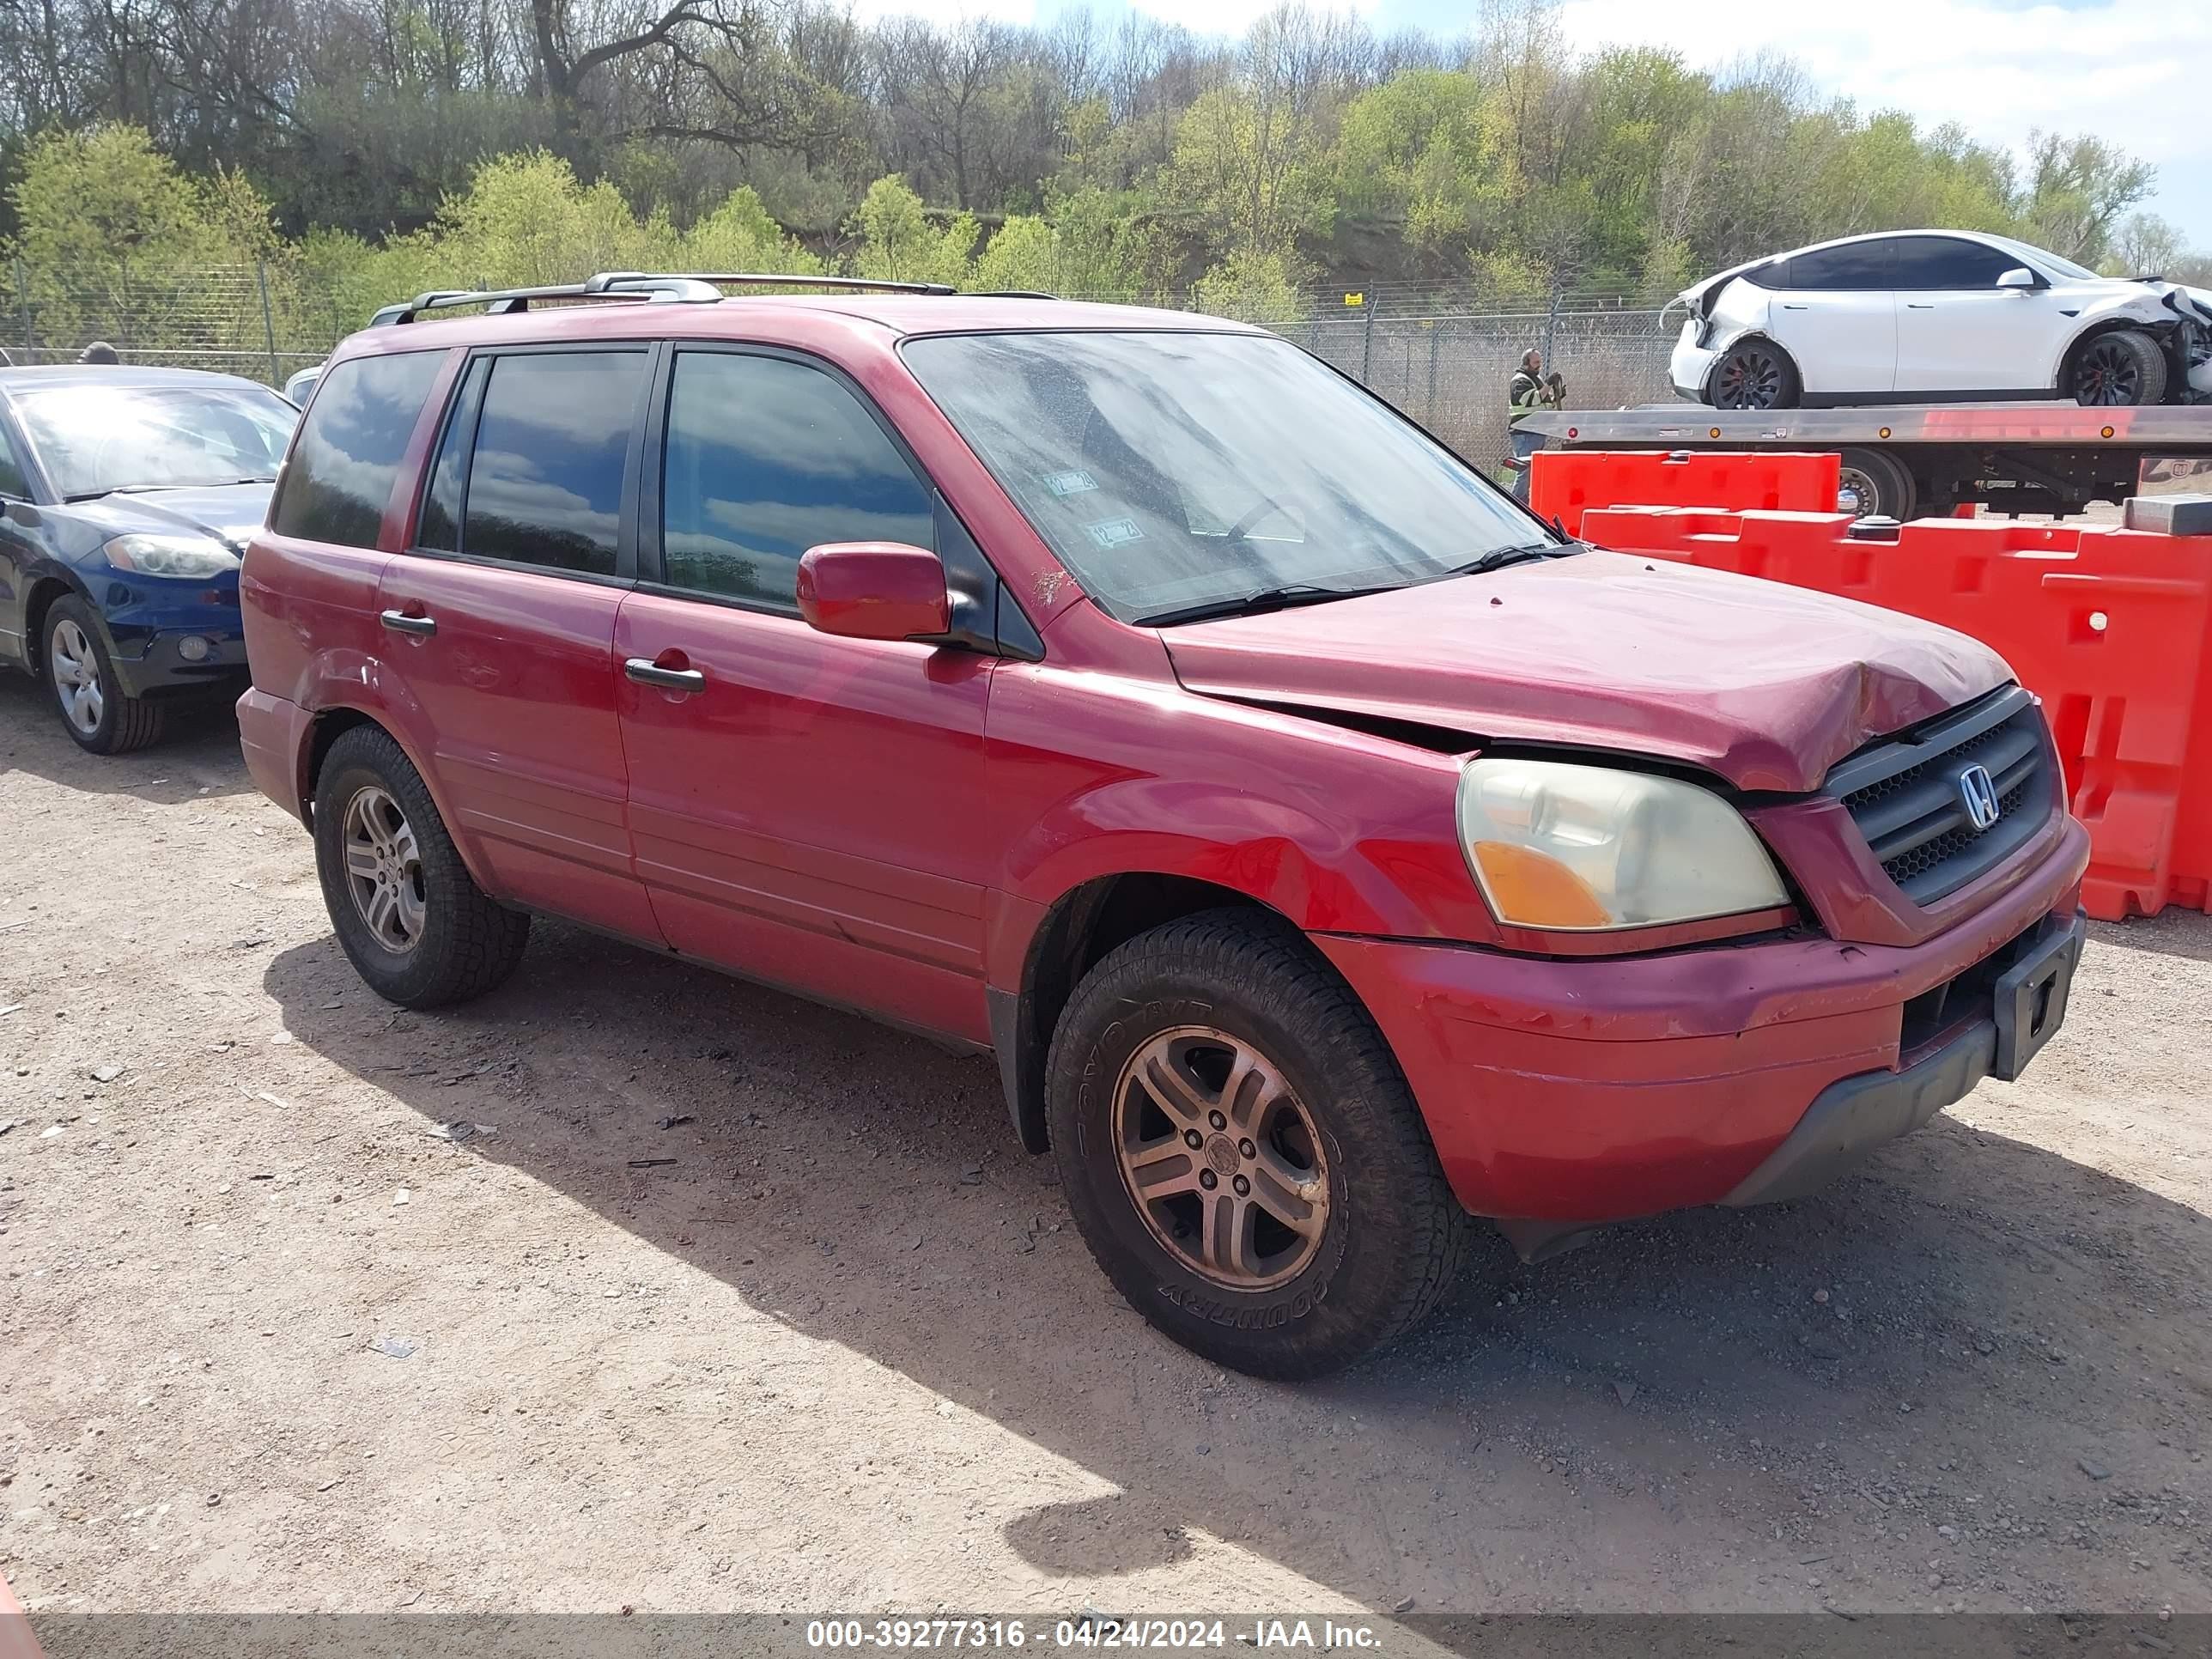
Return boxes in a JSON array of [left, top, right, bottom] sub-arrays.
[[1905, 302, 1936, 309], [1779, 302, 1808, 310], [624, 658, 706, 693], [380, 610, 436, 637]]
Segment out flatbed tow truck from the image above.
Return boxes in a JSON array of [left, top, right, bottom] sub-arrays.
[[1513, 401, 2212, 520]]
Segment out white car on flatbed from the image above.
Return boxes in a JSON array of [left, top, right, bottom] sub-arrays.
[[1670, 229, 2212, 410]]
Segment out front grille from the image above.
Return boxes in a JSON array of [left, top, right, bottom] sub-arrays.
[[1827, 687, 2055, 905]]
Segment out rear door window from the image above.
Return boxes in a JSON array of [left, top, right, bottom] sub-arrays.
[[656, 350, 934, 611], [270, 350, 445, 548], [1778, 240, 1895, 291], [1892, 236, 2021, 289], [453, 350, 648, 578]]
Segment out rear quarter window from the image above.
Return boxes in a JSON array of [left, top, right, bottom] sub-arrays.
[[270, 350, 445, 549]]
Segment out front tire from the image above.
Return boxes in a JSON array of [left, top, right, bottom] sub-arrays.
[[1709, 339, 1801, 410], [1046, 909, 1474, 1379], [313, 724, 530, 1008], [43, 596, 167, 754], [2069, 329, 2167, 406]]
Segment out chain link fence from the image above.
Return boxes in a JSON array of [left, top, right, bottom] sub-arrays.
[[1279, 302, 1673, 470], [0, 258, 1677, 460]]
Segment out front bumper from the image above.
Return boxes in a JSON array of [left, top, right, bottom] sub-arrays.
[[1314, 815, 2090, 1226], [93, 574, 248, 698]]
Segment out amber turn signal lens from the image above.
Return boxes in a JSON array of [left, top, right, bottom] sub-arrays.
[[1468, 842, 1613, 929]]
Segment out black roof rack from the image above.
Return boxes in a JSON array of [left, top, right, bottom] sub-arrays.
[[374, 270, 977, 325]]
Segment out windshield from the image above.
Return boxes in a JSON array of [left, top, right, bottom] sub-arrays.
[[1988, 235, 2100, 283], [901, 331, 1549, 622], [15, 381, 298, 500]]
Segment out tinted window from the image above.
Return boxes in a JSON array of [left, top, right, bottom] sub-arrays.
[[271, 352, 443, 547], [1893, 236, 2021, 289], [416, 358, 489, 553], [1779, 241, 1893, 291], [0, 424, 27, 497], [464, 351, 646, 577], [659, 352, 934, 609]]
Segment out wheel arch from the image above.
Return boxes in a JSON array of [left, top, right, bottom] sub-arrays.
[[297, 702, 498, 894], [21, 567, 97, 675], [1702, 331, 1800, 404], [2055, 314, 2179, 395], [990, 872, 1291, 1155]]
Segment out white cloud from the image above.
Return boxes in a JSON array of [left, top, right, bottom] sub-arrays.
[[1555, 0, 2212, 241]]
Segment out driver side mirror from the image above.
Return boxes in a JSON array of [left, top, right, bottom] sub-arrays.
[[1996, 267, 2039, 291], [796, 542, 951, 641]]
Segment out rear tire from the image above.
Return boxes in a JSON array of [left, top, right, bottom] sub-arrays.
[[1709, 339, 1801, 410], [42, 596, 167, 755], [1045, 908, 1476, 1379], [313, 724, 530, 1008], [1838, 447, 1918, 521], [2068, 329, 2166, 406]]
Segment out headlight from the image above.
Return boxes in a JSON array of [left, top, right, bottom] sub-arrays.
[[101, 533, 240, 579], [1455, 758, 1788, 931]]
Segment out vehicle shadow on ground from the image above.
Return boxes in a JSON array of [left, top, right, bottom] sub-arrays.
[[2092, 912, 2212, 964], [262, 918, 2212, 1613], [0, 673, 253, 802]]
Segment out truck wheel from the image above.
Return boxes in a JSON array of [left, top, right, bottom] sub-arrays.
[[313, 724, 530, 1008], [43, 595, 167, 755], [1838, 447, 1917, 521], [1045, 908, 1475, 1379], [2069, 330, 2166, 406], [1710, 340, 1800, 410]]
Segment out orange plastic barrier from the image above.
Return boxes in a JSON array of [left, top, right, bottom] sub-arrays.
[[1577, 505, 2212, 921], [1528, 449, 1840, 537]]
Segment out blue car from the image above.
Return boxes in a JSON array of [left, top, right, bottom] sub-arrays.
[[0, 366, 297, 752]]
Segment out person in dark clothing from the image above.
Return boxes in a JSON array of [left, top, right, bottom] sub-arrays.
[[78, 342, 120, 365]]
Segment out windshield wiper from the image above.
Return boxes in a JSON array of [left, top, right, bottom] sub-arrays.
[[68, 477, 275, 501], [1446, 540, 1583, 578], [1135, 582, 1392, 628]]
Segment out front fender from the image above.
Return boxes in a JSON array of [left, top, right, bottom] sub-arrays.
[[981, 665, 1500, 991], [2051, 289, 2183, 386]]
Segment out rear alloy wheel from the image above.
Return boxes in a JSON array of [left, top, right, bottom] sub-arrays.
[[1837, 447, 1918, 521], [2069, 329, 2167, 407], [313, 724, 530, 1007], [42, 595, 167, 755], [1047, 909, 1475, 1379], [1710, 340, 1800, 410]]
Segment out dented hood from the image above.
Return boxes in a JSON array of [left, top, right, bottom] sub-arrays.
[[1161, 552, 2012, 793]]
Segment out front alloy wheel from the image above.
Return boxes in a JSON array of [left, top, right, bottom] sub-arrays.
[[49, 617, 105, 738], [41, 595, 167, 754], [1114, 1026, 1330, 1289], [1047, 909, 1476, 1379]]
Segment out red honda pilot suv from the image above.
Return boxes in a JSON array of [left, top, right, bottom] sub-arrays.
[[239, 273, 2091, 1378]]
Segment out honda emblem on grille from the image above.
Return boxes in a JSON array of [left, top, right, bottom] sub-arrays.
[[1958, 763, 2002, 832]]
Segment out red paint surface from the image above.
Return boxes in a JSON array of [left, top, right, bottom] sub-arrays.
[[1162, 550, 2010, 792], [240, 296, 2094, 1223]]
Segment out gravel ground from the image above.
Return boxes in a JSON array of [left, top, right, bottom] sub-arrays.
[[2, 674, 2209, 1625]]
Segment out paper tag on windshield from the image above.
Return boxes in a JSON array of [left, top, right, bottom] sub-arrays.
[[1085, 517, 1143, 549], [1041, 469, 1097, 497]]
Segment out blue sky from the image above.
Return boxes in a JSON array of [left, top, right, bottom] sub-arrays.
[[877, 0, 2211, 247]]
